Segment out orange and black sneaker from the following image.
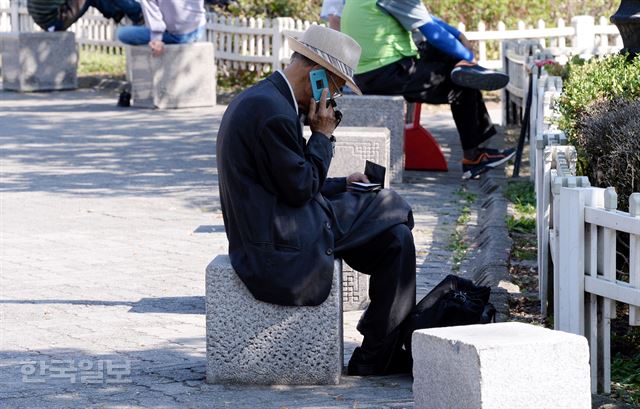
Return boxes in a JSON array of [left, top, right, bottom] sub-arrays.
[[462, 147, 515, 180]]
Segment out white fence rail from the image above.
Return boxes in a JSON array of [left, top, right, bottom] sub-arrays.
[[529, 55, 640, 393], [1, 0, 621, 73]]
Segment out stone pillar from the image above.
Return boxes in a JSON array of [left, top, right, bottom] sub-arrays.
[[126, 42, 216, 109], [336, 95, 406, 184], [205, 255, 343, 385], [2, 32, 77, 92], [412, 322, 592, 409]]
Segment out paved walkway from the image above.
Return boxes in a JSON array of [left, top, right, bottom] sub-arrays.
[[0, 89, 500, 408]]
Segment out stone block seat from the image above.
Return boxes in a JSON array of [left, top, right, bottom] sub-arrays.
[[302, 125, 392, 311], [412, 322, 591, 409], [1, 32, 77, 92], [337, 95, 448, 180], [126, 42, 216, 109], [337, 95, 405, 183], [205, 255, 343, 385]]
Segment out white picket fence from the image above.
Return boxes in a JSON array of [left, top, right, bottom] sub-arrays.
[[529, 52, 640, 393], [0, 0, 622, 73]]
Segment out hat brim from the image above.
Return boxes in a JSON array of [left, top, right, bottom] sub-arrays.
[[287, 36, 363, 96]]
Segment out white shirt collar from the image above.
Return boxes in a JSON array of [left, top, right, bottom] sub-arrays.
[[277, 69, 298, 115]]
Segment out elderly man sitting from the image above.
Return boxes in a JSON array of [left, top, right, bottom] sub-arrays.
[[216, 25, 418, 376]]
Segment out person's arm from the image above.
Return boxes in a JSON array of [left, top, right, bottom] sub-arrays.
[[139, 0, 165, 41], [327, 14, 341, 31], [418, 20, 474, 62], [255, 116, 334, 207], [320, 0, 344, 30], [321, 177, 347, 196], [431, 15, 460, 38], [375, 0, 473, 61]]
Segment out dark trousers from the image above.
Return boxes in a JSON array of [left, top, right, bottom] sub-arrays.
[[353, 44, 496, 151], [335, 224, 417, 343], [53, 0, 142, 31]]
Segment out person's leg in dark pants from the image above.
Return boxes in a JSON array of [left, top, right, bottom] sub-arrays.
[[336, 223, 416, 375], [353, 46, 497, 159], [90, 0, 143, 24], [53, 0, 92, 30]]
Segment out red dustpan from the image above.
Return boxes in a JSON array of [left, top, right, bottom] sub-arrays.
[[404, 103, 448, 171]]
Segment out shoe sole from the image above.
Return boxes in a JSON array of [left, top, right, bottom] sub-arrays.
[[461, 151, 516, 180], [451, 69, 510, 91]]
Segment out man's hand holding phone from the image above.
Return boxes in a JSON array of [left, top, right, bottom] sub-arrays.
[[308, 88, 338, 137]]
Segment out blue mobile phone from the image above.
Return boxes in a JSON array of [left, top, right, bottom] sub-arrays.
[[309, 69, 329, 102]]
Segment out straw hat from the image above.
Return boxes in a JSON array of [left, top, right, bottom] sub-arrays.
[[288, 25, 362, 95]]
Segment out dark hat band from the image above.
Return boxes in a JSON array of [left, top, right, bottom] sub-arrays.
[[301, 42, 355, 79]]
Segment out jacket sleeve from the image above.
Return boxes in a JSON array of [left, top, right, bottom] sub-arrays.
[[321, 177, 347, 197], [255, 115, 334, 207], [140, 0, 166, 41]]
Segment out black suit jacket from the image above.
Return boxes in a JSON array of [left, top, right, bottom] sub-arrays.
[[217, 73, 344, 306]]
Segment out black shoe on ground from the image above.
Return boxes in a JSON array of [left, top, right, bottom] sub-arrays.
[[347, 342, 412, 376], [451, 65, 510, 91], [461, 147, 516, 180], [117, 90, 131, 107]]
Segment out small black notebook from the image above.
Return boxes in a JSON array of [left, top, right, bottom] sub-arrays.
[[348, 182, 382, 193], [364, 160, 386, 189], [348, 161, 386, 193]]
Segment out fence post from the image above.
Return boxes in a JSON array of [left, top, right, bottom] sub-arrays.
[[628, 193, 640, 325], [477, 21, 486, 65], [528, 64, 539, 180], [600, 187, 619, 393], [557, 186, 588, 334], [10, 0, 18, 31], [571, 15, 595, 55], [271, 17, 283, 72], [500, 38, 509, 126]]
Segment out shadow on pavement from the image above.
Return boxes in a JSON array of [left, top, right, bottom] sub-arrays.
[[0, 296, 205, 314], [1, 90, 223, 211], [0, 345, 414, 408]]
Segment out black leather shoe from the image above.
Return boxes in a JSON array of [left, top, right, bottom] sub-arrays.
[[347, 344, 412, 376]]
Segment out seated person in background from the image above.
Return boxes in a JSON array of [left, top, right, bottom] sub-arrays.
[[27, 0, 143, 31], [323, 0, 515, 179], [117, 0, 206, 57]]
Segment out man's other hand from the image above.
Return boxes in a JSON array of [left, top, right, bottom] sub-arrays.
[[149, 40, 165, 57], [347, 172, 370, 184], [308, 88, 338, 137], [455, 59, 476, 68]]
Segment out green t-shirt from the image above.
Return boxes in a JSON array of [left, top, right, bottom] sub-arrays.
[[341, 0, 418, 74]]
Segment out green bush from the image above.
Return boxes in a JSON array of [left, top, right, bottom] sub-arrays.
[[557, 54, 640, 212], [212, 0, 323, 20], [428, 0, 615, 30], [78, 49, 126, 77], [569, 98, 640, 212], [558, 54, 640, 144], [213, 0, 616, 30]]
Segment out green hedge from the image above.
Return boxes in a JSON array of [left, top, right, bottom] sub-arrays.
[[213, 0, 617, 30], [558, 54, 640, 144], [557, 54, 640, 212]]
